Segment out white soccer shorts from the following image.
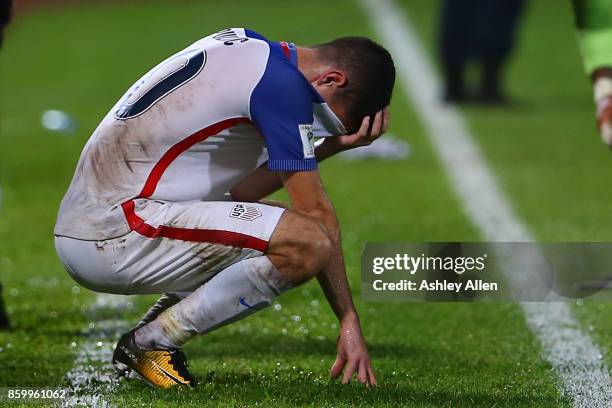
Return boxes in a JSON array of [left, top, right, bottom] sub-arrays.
[[55, 199, 285, 294]]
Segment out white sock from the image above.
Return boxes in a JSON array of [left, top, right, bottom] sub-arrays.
[[135, 292, 191, 329], [135, 256, 290, 350]]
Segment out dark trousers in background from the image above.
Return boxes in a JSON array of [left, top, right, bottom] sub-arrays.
[[0, 0, 11, 46], [439, 0, 525, 103], [0, 0, 11, 328]]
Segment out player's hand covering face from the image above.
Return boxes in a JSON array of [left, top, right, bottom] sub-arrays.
[[336, 107, 390, 149], [330, 314, 377, 386]]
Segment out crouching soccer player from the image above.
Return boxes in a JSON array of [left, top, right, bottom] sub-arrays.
[[54, 28, 395, 388]]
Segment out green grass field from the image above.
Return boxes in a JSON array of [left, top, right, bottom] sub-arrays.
[[0, 0, 609, 406]]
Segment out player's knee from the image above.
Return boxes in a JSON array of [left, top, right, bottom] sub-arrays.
[[270, 212, 332, 282], [295, 221, 332, 278]]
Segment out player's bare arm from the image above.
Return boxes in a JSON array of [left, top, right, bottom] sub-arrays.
[[230, 108, 390, 204], [279, 170, 376, 386]]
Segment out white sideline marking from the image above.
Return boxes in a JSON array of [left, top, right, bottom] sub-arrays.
[[63, 294, 131, 408], [360, 0, 612, 406]]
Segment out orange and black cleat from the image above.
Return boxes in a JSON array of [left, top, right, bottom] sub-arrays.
[[112, 331, 196, 389]]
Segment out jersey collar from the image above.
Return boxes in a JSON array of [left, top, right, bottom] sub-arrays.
[[313, 102, 347, 137], [280, 41, 298, 66], [280, 40, 347, 136]]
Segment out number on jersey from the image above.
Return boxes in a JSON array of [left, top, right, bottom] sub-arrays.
[[115, 48, 206, 120]]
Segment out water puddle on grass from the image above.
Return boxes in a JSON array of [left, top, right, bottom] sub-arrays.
[[63, 294, 132, 407]]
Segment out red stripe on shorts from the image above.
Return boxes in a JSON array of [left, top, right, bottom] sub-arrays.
[[121, 200, 269, 252], [120, 117, 268, 252]]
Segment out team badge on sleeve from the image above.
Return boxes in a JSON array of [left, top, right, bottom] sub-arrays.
[[298, 124, 315, 159]]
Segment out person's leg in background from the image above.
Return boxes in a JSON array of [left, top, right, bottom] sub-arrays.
[[0, 285, 9, 328], [0, 0, 13, 329], [477, 0, 526, 104], [0, 0, 11, 46], [439, 0, 478, 103]]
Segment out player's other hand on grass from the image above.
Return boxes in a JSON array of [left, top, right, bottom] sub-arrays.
[[330, 314, 377, 387], [597, 97, 612, 147], [336, 107, 390, 150]]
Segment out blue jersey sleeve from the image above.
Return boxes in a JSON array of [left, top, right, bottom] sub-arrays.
[[249, 40, 317, 172]]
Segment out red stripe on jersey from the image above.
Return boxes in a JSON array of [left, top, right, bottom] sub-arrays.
[[280, 42, 291, 59], [121, 200, 269, 252], [120, 116, 267, 250], [139, 117, 252, 198]]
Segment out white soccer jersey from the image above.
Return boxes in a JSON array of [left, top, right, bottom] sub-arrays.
[[55, 28, 346, 241]]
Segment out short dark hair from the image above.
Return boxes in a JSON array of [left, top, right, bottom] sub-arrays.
[[315, 36, 395, 133]]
